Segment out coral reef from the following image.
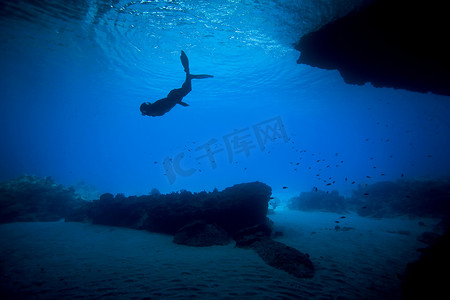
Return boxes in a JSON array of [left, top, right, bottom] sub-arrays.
[[288, 189, 348, 213], [81, 181, 315, 277], [289, 179, 450, 222], [0, 175, 84, 223], [350, 179, 450, 219]]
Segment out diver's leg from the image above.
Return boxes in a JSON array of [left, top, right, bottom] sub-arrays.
[[180, 73, 192, 95], [167, 74, 192, 100], [178, 74, 213, 97]]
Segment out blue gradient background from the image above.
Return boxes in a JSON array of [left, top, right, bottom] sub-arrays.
[[1, 0, 449, 199]]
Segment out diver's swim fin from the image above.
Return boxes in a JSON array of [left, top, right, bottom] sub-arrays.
[[180, 50, 189, 73], [179, 101, 189, 107], [189, 74, 214, 79]]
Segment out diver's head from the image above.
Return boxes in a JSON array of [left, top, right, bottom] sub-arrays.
[[140, 102, 151, 116]]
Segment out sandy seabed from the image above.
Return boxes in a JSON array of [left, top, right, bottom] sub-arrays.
[[0, 210, 437, 299]]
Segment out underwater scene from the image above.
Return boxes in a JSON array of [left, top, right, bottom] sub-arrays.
[[1, 0, 449, 299]]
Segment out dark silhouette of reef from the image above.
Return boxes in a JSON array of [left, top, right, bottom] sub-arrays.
[[296, 0, 450, 96], [350, 179, 450, 220], [78, 181, 315, 278], [288, 189, 348, 214], [80, 182, 272, 238], [289, 179, 450, 223], [401, 230, 450, 299]]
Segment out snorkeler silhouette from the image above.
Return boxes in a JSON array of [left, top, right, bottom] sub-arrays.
[[140, 51, 213, 117]]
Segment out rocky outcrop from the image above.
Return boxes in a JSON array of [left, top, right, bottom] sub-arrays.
[[402, 230, 450, 299], [85, 181, 272, 238], [234, 221, 315, 278], [173, 221, 230, 247], [296, 0, 450, 96], [84, 182, 315, 278], [252, 238, 314, 279]]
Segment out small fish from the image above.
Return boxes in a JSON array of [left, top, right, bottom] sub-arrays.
[[326, 183, 332, 186], [335, 221, 340, 223], [351, 181, 356, 184], [363, 193, 369, 196], [366, 176, 371, 178], [270, 197, 275, 199], [282, 186, 288, 189], [340, 216, 346, 219], [345, 177, 348, 181]]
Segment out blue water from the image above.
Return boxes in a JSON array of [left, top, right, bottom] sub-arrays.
[[1, 0, 449, 199]]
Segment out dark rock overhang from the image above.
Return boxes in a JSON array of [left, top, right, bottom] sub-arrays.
[[295, 0, 450, 96]]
